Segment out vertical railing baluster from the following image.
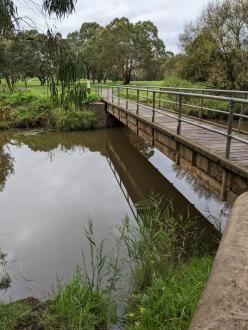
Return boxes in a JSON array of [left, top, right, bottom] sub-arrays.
[[238, 94, 246, 133], [147, 87, 149, 105], [112, 87, 114, 103], [176, 94, 183, 165], [137, 89, 140, 114], [152, 91, 156, 122], [107, 86, 110, 100], [177, 94, 183, 135], [199, 92, 204, 121], [158, 88, 161, 109], [126, 88, 129, 110], [226, 100, 235, 159], [118, 86, 121, 106]]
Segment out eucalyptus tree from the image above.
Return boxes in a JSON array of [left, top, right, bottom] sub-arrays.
[[180, 0, 248, 89], [67, 22, 103, 81], [100, 18, 166, 84], [0, 30, 53, 90]]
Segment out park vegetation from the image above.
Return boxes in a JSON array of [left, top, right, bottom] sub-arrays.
[[0, 0, 234, 328], [167, 0, 248, 90], [0, 196, 219, 329]]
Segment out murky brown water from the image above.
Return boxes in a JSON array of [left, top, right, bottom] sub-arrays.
[[0, 127, 228, 301]]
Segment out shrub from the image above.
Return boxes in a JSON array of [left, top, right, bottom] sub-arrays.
[[7, 98, 54, 128], [53, 108, 96, 131]]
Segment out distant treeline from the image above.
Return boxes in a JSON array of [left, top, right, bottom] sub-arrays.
[[0, 17, 171, 91]]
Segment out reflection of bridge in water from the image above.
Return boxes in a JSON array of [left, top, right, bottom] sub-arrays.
[[106, 131, 218, 239]]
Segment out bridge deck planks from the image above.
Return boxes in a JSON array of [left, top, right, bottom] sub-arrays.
[[105, 95, 248, 170]]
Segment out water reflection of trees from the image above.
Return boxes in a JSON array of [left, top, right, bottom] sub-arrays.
[[0, 142, 15, 192]]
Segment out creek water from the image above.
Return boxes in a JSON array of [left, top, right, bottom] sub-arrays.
[[0, 127, 229, 301]]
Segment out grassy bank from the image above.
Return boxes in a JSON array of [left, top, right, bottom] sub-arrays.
[[126, 256, 213, 330], [0, 273, 114, 329], [0, 79, 99, 131], [0, 198, 218, 329]]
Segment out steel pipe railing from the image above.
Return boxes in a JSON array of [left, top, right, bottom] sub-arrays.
[[96, 85, 248, 162]]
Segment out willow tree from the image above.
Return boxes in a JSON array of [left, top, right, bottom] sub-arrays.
[[0, 0, 79, 94], [0, 0, 77, 35]]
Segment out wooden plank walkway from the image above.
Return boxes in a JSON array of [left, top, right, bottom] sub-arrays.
[[104, 95, 248, 170]]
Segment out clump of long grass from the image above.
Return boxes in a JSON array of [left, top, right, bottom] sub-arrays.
[[120, 195, 219, 329], [41, 272, 114, 330], [121, 196, 213, 290], [0, 301, 32, 330], [125, 256, 214, 330]]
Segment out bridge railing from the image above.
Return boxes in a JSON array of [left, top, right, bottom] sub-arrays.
[[128, 84, 248, 98], [95, 84, 248, 162]]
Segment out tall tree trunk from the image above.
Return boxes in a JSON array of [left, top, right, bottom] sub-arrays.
[[38, 77, 46, 86], [5, 75, 14, 93], [123, 71, 131, 85]]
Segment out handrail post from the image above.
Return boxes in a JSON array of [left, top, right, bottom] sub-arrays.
[[238, 94, 246, 133], [226, 100, 235, 159], [175, 93, 178, 113], [112, 87, 114, 103], [126, 88, 129, 110], [158, 88, 161, 109], [176, 94, 183, 165], [107, 86, 110, 100], [177, 94, 183, 135], [199, 91, 204, 121], [147, 87, 149, 104], [137, 89, 140, 114], [118, 86, 121, 106], [152, 91, 156, 122]]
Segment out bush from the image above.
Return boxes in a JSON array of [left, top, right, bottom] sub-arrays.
[[53, 108, 96, 131], [7, 98, 54, 128]]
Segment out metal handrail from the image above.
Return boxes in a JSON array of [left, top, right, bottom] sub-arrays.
[[129, 84, 248, 96], [95, 84, 248, 162], [96, 84, 248, 104]]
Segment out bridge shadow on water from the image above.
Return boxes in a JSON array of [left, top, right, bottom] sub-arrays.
[[106, 128, 221, 250]]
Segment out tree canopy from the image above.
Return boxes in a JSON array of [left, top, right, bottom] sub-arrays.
[[179, 0, 248, 89], [67, 18, 166, 84]]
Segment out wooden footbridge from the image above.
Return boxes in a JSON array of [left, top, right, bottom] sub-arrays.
[[96, 84, 248, 204]]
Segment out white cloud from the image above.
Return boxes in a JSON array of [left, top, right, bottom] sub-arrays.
[[15, 0, 210, 53]]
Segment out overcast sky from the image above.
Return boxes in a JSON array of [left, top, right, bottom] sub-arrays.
[[16, 0, 210, 53]]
